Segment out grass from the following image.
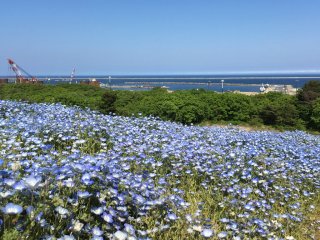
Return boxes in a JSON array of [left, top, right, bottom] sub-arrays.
[[290, 194, 320, 240]]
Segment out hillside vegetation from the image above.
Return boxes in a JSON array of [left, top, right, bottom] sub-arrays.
[[0, 81, 320, 131], [0, 100, 319, 239]]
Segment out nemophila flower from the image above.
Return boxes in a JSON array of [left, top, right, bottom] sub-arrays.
[[0, 190, 13, 198], [124, 223, 135, 235], [2, 203, 23, 214], [91, 237, 103, 240], [77, 191, 91, 198], [114, 231, 128, 240], [75, 139, 86, 145], [167, 213, 177, 221], [303, 190, 310, 197], [220, 218, 230, 223], [0, 170, 9, 179], [91, 206, 104, 215], [57, 235, 75, 240], [39, 218, 48, 227], [13, 181, 26, 191], [102, 212, 113, 223], [81, 173, 94, 185], [201, 229, 214, 238], [63, 178, 75, 188], [24, 175, 42, 189], [26, 206, 35, 217], [4, 178, 16, 187], [217, 231, 228, 238], [92, 226, 103, 236], [55, 206, 69, 215], [35, 212, 44, 222], [40, 235, 55, 240]]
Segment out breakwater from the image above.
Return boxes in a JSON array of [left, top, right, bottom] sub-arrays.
[[3, 74, 319, 92], [125, 81, 264, 87]]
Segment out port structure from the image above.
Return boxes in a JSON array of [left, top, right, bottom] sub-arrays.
[[8, 58, 41, 84]]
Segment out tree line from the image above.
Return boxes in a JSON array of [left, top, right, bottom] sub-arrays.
[[0, 81, 320, 131]]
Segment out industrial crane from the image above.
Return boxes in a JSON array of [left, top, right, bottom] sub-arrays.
[[8, 58, 38, 83], [70, 67, 75, 84]]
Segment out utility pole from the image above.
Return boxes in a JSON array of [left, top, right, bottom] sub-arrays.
[[207, 80, 211, 90], [70, 67, 75, 84], [221, 79, 224, 93]]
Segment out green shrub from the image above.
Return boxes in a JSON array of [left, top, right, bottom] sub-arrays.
[[1, 82, 319, 132], [100, 90, 117, 114], [310, 98, 320, 130]]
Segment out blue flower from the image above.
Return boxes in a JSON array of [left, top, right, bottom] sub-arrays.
[[13, 181, 26, 191], [55, 206, 69, 215], [113, 231, 128, 240], [124, 223, 135, 235], [77, 191, 91, 198], [24, 175, 42, 189], [91, 206, 104, 215], [217, 231, 228, 238], [201, 229, 214, 238], [167, 213, 177, 221], [2, 203, 23, 214], [102, 212, 113, 223], [63, 178, 75, 188], [57, 235, 75, 240], [4, 178, 16, 187], [91, 237, 103, 240], [26, 206, 34, 216], [92, 226, 103, 236], [81, 173, 94, 185]]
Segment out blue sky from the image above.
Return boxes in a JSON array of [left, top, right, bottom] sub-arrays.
[[1, 1, 320, 75]]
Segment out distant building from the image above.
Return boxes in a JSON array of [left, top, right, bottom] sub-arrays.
[[264, 84, 297, 95], [80, 78, 100, 87], [15, 79, 43, 84], [0, 79, 8, 84]]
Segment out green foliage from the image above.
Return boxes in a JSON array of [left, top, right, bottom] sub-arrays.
[[100, 90, 117, 114], [156, 100, 179, 120], [175, 103, 204, 124], [2, 229, 21, 240], [295, 80, 320, 130], [259, 94, 300, 127], [1, 82, 320, 131], [297, 80, 320, 102], [310, 98, 320, 130], [113, 90, 145, 116], [0, 83, 105, 110]]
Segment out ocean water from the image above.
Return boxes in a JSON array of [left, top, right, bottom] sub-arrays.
[[39, 74, 320, 92]]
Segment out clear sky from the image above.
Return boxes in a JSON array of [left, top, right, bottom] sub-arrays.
[[1, 0, 320, 75]]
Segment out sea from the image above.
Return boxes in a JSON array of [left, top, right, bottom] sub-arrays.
[[6, 73, 320, 92]]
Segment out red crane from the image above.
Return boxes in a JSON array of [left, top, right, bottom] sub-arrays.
[[8, 58, 38, 83]]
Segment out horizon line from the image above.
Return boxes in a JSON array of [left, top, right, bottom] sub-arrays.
[[2, 69, 320, 77]]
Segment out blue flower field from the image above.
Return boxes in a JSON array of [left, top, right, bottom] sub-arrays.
[[0, 100, 319, 239]]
